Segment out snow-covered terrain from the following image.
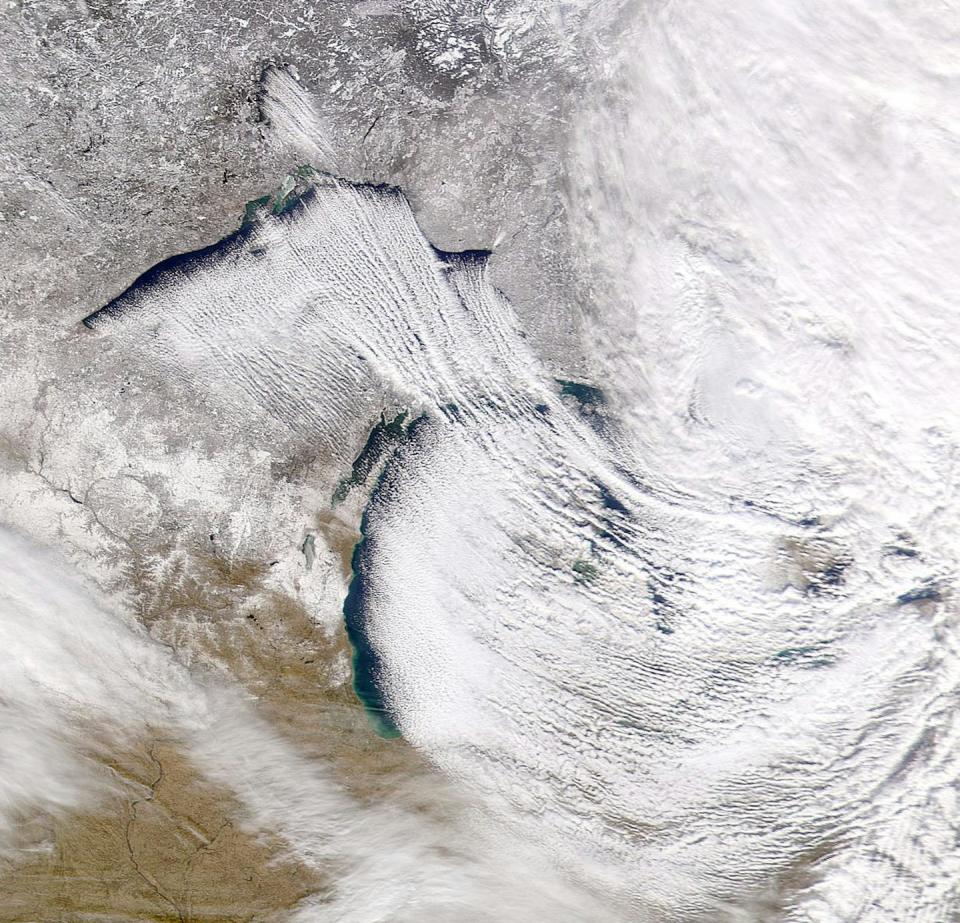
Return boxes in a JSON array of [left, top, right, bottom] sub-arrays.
[[87, 46, 960, 904], [2, 0, 959, 920]]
